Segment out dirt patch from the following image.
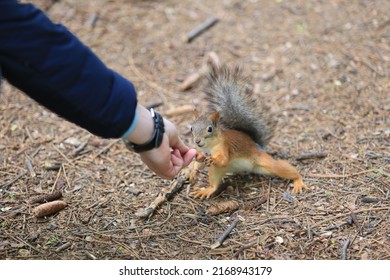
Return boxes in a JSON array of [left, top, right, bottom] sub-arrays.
[[1, 0, 389, 260]]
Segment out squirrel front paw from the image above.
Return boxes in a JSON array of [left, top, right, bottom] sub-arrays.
[[196, 152, 207, 162], [204, 156, 214, 167], [291, 178, 307, 194], [190, 186, 217, 200]]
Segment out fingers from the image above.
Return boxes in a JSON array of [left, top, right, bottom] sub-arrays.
[[164, 119, 191, 154], [171, 149, 183, 167], [182, 148, 197, 166], [138, 117, 197, 179], [164, 118, 196, 166], [173, 137, 190, 154]]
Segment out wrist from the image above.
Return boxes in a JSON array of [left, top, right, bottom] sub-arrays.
[[124, 105, 154, 144], [123, 105, 165, 153]]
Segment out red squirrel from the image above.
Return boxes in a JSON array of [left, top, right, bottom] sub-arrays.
[[189, 64, 306, 199]]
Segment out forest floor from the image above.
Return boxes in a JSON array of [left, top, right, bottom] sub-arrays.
[[1, 0, 389, 260]]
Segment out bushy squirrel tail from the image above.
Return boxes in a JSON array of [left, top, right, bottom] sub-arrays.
[[204, 63, 274, 147]]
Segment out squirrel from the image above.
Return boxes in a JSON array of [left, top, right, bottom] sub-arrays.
[[189, 64, 306, 199]]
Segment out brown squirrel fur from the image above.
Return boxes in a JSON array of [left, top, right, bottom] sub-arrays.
[[189, 64, 306, 199]]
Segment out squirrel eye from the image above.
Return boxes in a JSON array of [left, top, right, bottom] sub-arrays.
[[207, 126, 213, 133]]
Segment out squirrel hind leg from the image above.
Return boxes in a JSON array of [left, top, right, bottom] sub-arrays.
[[256, 152, 307, 194]]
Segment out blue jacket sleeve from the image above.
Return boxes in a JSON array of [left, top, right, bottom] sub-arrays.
[[0, 1, 137, 138]]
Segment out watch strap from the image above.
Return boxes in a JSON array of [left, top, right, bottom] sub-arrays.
[[123, 109, 165, 153]]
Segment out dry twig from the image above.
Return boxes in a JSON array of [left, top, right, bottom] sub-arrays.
[[341, 239, 351, 260], [179, 65, 208, 91], [210, 216, 240, 249], [233, 241, 258, 258], [179, 51, 221, 91], [361, 197, 380, 203], [311, 207, 390, 229], [135, 177, 187, 219], [349, 212, 362, 234], [296, 152, 328, 161], [72, 140, 89, 157], [0, 171, 26, 191], [55, 242, 72, 253], [85, 12, 99, 29], [24, 156, 36, 177], [84, 251, 97, 260], [93, 139, 120, 160], [186, 16, 219, 43]]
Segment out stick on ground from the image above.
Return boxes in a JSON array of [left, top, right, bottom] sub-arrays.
[[25, 156, 36, 177], [341, 239, 350, 260], [135, 177, 187, 219], [179, 66, 208, 91], [295, 152, 328, 161], [55, 242, 72, 253], [0, 171, 27, 191], [186, 16, 219, 43], [311, 207, 390, 228], [210, 216, 240, 249], [179, 51, 220, 91]]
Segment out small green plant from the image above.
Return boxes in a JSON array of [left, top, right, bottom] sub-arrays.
[[45, 234, 59, 246], [1, 220, 7, 229], [8, 193, 16, 200], [296, 23, 304, 33]]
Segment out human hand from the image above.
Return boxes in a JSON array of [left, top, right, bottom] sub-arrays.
[[139, 118, 196, 179]]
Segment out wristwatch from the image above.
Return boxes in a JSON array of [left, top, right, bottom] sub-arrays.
[[123, 108, 165, 153]]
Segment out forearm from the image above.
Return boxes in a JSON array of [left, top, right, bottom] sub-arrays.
[[0, 1, 137, 138]]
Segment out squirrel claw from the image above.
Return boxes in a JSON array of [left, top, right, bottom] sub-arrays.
[[291, 178, 307, 194], [204, 156, 214, 167], [190, 187, 216, 200]]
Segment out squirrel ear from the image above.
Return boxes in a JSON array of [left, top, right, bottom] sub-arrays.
[[210, 111, 220, 124], [193, 108, 200, 119]]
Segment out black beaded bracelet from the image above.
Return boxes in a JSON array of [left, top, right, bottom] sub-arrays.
[[123, 108, 165, 153]]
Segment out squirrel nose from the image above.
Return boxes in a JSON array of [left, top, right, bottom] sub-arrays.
[[195, 139, 201, 145]]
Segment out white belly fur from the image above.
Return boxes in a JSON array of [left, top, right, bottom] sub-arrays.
[[226, 158, 271, 176]]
